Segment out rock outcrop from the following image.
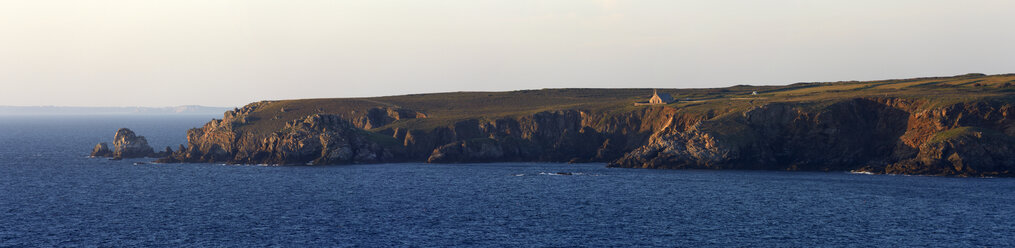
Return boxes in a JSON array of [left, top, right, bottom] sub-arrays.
[[90, 143, 112, 157], [90, 128, 156, 159], [112, 128, 156, 158], [876, 127, 1015, 176], [157, 114, 399, 165]]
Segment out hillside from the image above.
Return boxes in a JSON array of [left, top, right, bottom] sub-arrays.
[[158, 73, 1015, 176], [217, 73, 1014, 134]]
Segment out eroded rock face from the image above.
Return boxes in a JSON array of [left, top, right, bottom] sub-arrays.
[[612, 100, 908, 170], [159, 114, 399, 165], [257, 114, 398, 165], [610, 98, 1015, 177], [878, 127, 1015, 176], [90, 128, 156, 159], [112, 128, 156, 159], [90, 143, 112, 157], [422, 112, 621, 163], [166, 107, 680, 165]]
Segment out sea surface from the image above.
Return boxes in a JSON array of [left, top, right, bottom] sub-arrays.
[[1, 116, 1014, 247]]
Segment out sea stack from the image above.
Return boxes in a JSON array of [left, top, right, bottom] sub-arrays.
[[90, 128, 156, 159]]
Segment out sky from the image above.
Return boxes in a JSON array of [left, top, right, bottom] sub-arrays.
[[1, 0, 1014, 107]]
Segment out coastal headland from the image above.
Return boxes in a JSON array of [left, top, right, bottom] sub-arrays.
[[139, 73, 1014, 177]]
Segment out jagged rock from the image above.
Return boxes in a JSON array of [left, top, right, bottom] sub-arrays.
[[90, 143, 112, 157], [112, 128, 156, 159], [160, 114, 400, 165]]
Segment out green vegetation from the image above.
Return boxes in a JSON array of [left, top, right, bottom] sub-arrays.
[[927, 126, 1006, 144], [360, 129, 403, 147], [232, 73, 1015, 135]]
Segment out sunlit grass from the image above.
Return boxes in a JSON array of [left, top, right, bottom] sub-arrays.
[[222, 73, 1014, 137]]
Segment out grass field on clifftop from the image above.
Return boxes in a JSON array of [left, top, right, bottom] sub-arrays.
[[229, 73, 1015, 135]]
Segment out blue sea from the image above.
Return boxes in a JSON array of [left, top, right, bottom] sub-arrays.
[[1, 116, 1013, 247]]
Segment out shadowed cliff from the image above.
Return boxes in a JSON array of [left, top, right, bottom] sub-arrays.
[[155, 73, 1015, 176]]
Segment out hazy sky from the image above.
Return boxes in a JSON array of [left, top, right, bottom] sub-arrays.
[[2, 0, 1014, 107]]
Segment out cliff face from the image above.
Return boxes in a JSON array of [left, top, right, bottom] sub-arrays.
[[156, 94, 1014, 176], [158, 114, 399, 165], [160, 103, 688, 165], [419, 108, 698, 163], [610, 98, 1015, 177]]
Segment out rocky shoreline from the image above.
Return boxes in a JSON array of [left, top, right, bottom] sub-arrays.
[[95, 95, 1015, 177]]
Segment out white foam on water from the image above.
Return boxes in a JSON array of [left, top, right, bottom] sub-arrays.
[[849, 170, 875, 175]]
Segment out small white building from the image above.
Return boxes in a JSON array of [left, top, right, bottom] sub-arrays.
[[635, 89, 675, 106], [649, 89, 674, 104]]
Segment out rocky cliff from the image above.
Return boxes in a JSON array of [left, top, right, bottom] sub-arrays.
[[153, 94, 692, 164], [157, 114, 400, 165], [610, 98, 1015, 177], [419, 108, 684, 163], [143, 74, 1015, 176], [152, 97, 1015, 176]]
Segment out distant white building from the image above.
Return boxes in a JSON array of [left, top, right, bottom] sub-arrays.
[[752, 91, 758, 95], [649, 89, 674, 104]]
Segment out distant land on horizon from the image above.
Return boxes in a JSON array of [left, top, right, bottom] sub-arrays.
[[0, 105, 233, 116]]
